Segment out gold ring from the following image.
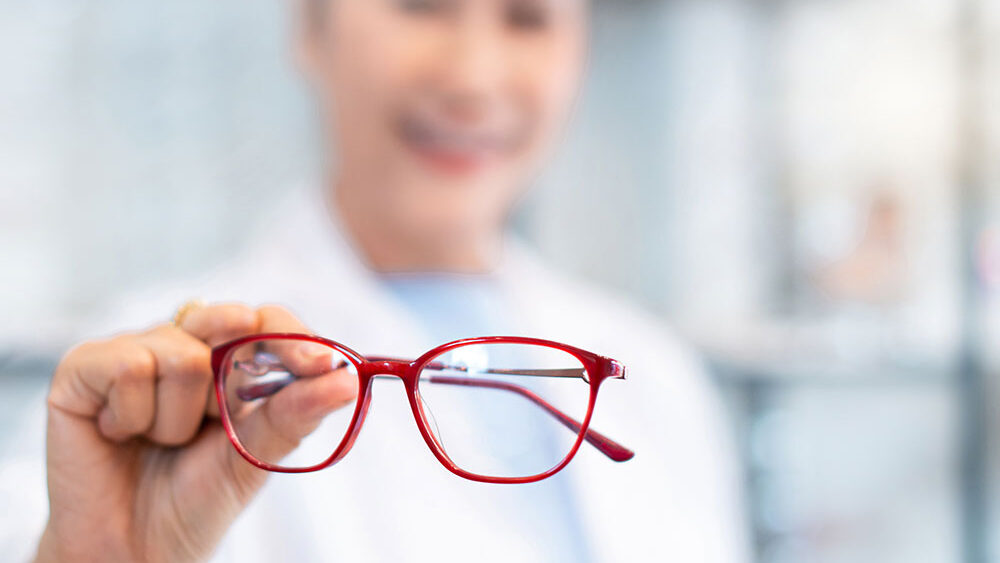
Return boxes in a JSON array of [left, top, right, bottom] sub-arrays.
[[172, 299, 206, 327]]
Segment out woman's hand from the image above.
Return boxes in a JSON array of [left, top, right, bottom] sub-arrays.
[[35, 304, 354, 562]]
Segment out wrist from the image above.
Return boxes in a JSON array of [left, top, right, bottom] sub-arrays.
[[34, 525, 63, 563], [34, 522, 128, 563]]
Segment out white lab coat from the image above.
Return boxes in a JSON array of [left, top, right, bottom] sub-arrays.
[[6, 188, 748, 562]]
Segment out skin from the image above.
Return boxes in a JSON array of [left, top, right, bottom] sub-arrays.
[[36, 0, 587, 560]]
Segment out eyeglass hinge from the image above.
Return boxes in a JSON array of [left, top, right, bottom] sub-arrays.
[[605, 359, 626, 380]]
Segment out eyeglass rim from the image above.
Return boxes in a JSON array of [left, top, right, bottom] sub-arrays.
[[211, 333, 629, 484]]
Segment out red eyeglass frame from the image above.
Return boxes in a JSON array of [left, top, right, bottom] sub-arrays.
[[211, 333, 634, 484]]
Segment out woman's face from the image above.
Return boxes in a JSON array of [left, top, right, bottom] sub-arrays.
[[300, 0, 588, 243]]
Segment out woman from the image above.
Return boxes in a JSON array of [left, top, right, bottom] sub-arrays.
[[32, 1, 747, 561]]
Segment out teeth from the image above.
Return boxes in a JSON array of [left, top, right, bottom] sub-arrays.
[[404, 119, 501, 154]]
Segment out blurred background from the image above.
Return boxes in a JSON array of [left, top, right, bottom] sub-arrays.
[[1, 0, 998, 562]]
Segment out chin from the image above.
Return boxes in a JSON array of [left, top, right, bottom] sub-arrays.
[[396, 186, 504, 236]]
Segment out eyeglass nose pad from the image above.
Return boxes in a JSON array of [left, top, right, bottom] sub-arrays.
[[328, 378, 374, 465], [414, 390, 448, 454]]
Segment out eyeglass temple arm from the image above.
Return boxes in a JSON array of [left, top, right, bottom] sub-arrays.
[[422, 374, 634, 462], [419, 362, 590, 380], [368, 357, 591, 380], [373, 356, 633, 462]]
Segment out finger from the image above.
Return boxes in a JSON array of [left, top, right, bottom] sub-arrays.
[[178, 302, 259, 418], [255, 305, 337, 377], [215, 304, 328, 420], [231, 364, 359, 466], [221, 336, 346, 418], [97, 353, 156, 442], [136, 324, 214, 446], [218, 301, 345, 425], [259, 340, 342, 378], [179, 302, 259, 347], [228, 305, 359, 465], [50, 337, 157, 436]]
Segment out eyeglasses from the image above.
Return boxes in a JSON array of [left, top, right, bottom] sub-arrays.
[[211, 333, 633, 484]]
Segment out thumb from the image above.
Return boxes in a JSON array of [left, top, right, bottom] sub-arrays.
[[227, 360, 359, 468], [221, 306, 361, 469]]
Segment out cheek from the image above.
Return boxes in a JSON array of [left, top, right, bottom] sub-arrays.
[[512, 36, 587, 157], [323, 8, 429, 161]]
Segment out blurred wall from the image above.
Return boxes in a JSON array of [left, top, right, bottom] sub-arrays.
[[0, 0, 318, 350]]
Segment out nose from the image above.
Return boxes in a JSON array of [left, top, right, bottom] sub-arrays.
[[438, 18, 507, 119]]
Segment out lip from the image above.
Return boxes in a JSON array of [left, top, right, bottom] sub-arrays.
[[408, 145, 493, 175], [396, 116, 512, 176]]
